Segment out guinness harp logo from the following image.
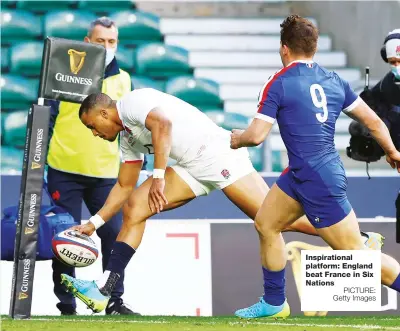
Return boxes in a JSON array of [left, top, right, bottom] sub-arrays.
[[68, 49, 87, 74], [25, 227, 34, 235], [31, 162, 41, 170]]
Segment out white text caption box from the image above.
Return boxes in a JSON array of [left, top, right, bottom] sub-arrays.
[[301, 250, 381, 311]]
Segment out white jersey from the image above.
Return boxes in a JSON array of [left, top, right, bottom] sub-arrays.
[[117, 88, 229, 165]]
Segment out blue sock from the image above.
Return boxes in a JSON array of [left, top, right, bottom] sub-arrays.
[[262, 267, 286, 306], [99, 242, 136, 296], [107, 241, 136, 276], [389, 273, 400, 292]]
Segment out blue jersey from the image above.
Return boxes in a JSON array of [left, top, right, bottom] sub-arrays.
[[256, 61, 359, 180]]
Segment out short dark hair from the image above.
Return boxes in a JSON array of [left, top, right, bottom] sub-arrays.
[[79, 93, 113, 118], [88, 17, 118, 37], [280, 15, 318, 57]]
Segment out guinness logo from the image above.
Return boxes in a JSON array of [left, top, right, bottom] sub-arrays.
[[25, 227, 34, 235], [68, 49, 87, 74], [31, 162, 41, 170], [18, 292, 28, 300]]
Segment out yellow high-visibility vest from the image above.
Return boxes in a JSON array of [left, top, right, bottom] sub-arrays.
[[47, 69, 131, 178]]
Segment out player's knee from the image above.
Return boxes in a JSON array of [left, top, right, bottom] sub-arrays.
[[254, 216, 277, 236], [254, 216, 265, 235], [122, 200, 147, 226]]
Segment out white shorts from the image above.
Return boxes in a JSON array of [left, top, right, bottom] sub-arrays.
[[171, 146, 256, 197]]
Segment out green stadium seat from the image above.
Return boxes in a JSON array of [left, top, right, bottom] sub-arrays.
[[10, 41, 44, 76], [16, 1, 76, 12], [44, 10, 96, 40], [2, 110, 28, 148], [247, 148, 283, 172], [272, 151, 284, 172], [131, 76, 164, 91], [134, 43, 191, 79], [2, 47, 10, 71], [220, 112, 249, 131], [1, 75, 38, 109], [165, 76, 222, 110], [1, 10, 42, 44], [1, 146, 24, 174], [1, 1, 16, 9], [203, 110, 225, 127], [78, 1, 135, 14], [110, 11, 162, 46], [248, 146, 264, 172], [115, 46, 134, 71]]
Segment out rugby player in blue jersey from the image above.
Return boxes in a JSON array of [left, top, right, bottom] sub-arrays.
[[231, 15, 400, 319]]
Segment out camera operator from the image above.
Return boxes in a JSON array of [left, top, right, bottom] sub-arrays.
[[347, 29, 400, 243]]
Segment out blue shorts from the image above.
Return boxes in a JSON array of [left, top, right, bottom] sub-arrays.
[[276, 159, 352, 228]]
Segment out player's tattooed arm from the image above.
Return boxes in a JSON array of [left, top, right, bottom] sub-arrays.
[[145, 108, 172, 213], [230, 118, 273, 149]]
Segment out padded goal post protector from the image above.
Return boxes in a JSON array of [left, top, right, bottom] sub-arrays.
[[9, 37, 106, 319], [39, 37, 106, 104], [9, 104, 50, 319]]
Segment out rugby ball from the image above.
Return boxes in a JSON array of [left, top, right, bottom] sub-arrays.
[[52, 230, 98, 267]]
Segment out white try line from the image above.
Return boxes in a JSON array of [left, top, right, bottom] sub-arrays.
[[25, 318, 400, 330]]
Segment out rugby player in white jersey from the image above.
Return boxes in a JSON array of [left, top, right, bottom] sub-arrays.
[[61, 88, 383, 313]]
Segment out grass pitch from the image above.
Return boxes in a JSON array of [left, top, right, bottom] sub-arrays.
[[2, 315, 400, 331]]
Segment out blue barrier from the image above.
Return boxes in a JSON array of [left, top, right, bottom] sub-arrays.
[[1, 175, 398, 219]]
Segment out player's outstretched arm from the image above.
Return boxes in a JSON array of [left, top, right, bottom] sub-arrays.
[[97, 161, 143, 222], [346, 99, 400, 171], [230, 118, 273, 149], [73, 161, 142, 236], [145, 108, 172, 213]]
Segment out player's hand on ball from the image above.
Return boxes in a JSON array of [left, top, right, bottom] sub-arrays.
[[71, 223, 95, 236], [149, 178, 168, 214], [386, 151, 400, 173], [230, 129, 244, 149]]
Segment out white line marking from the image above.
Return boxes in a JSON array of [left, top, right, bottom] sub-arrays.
[[24, 318, 400, 330]]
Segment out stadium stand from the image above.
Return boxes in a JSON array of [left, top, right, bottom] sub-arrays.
[[10, 41, 43, 76], [1, 110, 28, 148], [16, 0, 77, 12], [131, 75, 164, 91], [160, 17, 364, 169], [203, 109, 225, 127], [165, 76, 223, 111], [0, 74, 38, 110], [1, 47, 9, 72], [0, 4, 367, 173], [1, 10, 42, 44], [79, 0, 136, 13], [109, 10, 163, 47], [115, 46, 135, 71], [0, 1, 15, 8], [0, 146, 24, 175], [134, 43, 192, 79], [44, 10, 97, 39]]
